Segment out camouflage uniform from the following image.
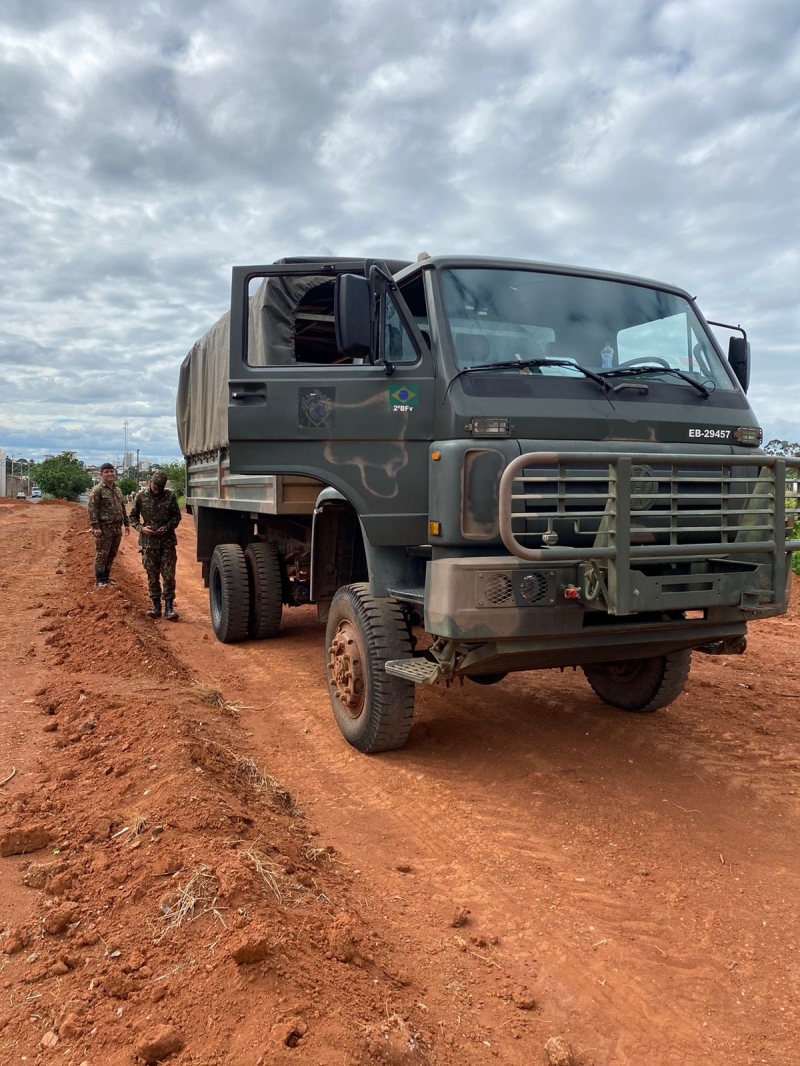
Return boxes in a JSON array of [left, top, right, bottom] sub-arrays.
[[87, 482, 129, 584], [129, 485, 182, 604]]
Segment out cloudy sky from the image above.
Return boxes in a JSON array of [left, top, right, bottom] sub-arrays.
[[1, 0, 799, 466]]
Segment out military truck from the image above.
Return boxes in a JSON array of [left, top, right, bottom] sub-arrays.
[[178, 254, 799, 752]]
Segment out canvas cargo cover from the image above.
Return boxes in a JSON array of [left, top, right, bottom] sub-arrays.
[[176, 258, 411, 457]]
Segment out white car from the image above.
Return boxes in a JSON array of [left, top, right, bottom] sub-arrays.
[[31, 488, 41, 499], [16, 491, 26, 499]]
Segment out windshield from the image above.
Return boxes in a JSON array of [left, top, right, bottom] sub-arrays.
[[440, 268, 737, 392]]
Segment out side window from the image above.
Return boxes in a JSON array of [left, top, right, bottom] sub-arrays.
[[687, 322, 715, 377], [295, 280, 352, 364], [246, 274, 352, 367], [381, 275, 429, 366], [383, 296, 418, 365]]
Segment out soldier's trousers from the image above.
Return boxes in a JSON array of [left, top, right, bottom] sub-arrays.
[[94, 525, 123, 579], [141, 538, 177, 600]]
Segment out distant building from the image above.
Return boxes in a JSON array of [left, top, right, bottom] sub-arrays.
[[1, 451, 30, 497]]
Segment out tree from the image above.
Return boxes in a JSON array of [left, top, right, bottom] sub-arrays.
[[157, 460, 186, 498], [117, 476, 137, 497], [32, 452, 93, 501], [765, 439, 800, 457]]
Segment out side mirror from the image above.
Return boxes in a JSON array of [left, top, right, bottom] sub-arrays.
[[728, 336, 750, 392], [334, 274, 373, 359]]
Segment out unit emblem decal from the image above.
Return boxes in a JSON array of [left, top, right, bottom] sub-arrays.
[[298, 387, 335, 429]]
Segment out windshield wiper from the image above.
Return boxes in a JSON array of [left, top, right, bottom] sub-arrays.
[[599, 365, 712, 398], [455, 358, 613, 391]]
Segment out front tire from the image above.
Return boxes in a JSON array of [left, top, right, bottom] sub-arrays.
[[582, 650, 691, 712], [245, 542, 283, 639], [209, 544, 250, 644], [325, 584, 415, 753]]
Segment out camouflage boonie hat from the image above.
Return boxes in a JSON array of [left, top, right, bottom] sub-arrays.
[[151, 471, 168, 489]]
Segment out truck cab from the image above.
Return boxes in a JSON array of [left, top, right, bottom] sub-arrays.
[[181, 255, 799, 752]]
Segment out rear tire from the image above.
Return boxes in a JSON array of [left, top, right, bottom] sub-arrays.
[[209, 544, 250, 644], [325, 584, 415, 753], [245, 542, 283, 639], [582, 650, 691, 712]]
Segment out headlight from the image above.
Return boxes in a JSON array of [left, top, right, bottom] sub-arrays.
[[733, 426, 763, 446], [466, 417, 511, 438]]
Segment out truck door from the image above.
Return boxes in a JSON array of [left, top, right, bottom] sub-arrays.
[[227, 262, 434, 547]]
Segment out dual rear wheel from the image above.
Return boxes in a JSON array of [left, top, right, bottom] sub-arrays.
[[208, 542, 283, 644]]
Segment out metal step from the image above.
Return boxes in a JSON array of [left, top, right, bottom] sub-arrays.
[[384, 658, 440, 685]]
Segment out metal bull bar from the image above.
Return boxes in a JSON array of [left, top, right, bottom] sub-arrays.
[[498, 452, 800, 617]]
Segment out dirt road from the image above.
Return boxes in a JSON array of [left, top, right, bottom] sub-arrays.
[[1, 499, 799, 1065]]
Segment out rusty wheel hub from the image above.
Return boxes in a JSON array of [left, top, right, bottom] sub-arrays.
[[328, 620, 365, 718]]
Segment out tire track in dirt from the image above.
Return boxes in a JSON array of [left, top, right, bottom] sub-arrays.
[[154, 518, 800, 1063], [8, 505, 558, 1065]]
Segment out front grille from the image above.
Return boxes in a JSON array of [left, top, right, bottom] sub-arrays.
[[507, 457, 770, 550], [497, 451, 797, 617]]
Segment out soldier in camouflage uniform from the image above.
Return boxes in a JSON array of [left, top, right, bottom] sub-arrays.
[[129, 470, 182, 620], [88, 463, 130, 587]]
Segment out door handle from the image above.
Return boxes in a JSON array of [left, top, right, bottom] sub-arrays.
[[230, 382, 267, 405]]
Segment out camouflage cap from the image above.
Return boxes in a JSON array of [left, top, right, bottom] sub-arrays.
[[151, 471, 168, 489]]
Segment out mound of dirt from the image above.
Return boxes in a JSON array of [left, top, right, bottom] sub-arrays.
[[0, 506, 452, 1065], [3, 500, 800, 1066]]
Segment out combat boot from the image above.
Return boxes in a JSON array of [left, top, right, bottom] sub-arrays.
[[164, 599, 179, 621], [146, 599, 162, 618], [95, 571, 108, 588]]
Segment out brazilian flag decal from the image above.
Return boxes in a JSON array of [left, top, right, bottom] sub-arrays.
[[389, 385, 419, 410]]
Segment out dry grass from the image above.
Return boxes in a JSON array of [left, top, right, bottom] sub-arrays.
[[242, 842, 286, 903], [152, 864, 224, 944], [300, 843, 336, 865], [128, 811, 147, 845], [233, 756, 298, 813], [191, 683, 249, 718], [191, 733, 299, 813]]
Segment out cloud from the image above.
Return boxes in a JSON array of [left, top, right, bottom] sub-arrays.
[[0, 0, 798, 465]]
